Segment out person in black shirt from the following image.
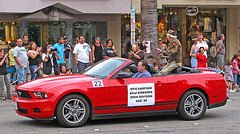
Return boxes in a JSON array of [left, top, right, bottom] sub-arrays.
[[28, 41, 42, 80], [22, 35, 29, 50], [102, 39, 118, 59], [0, 49, 10, 99], [129, 43, 145, 66], [22, 35, 29, 81], [92, 37, 103, 63]]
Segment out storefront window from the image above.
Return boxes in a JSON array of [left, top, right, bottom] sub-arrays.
[[158, 9, 182, 43], [27, 21, 106, 52], [0, 21, 19, 50], [73, 22, 96, 46], [186, 8, 226, 52]]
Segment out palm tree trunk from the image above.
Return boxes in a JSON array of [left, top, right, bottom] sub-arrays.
[[141, 0, 159, 63]]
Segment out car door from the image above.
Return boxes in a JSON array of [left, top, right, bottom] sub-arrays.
[[108, 69, 169, 114]]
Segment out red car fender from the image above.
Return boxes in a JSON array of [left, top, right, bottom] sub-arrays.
[[52, 88, 93, 115], [176, 85, 210, 104]]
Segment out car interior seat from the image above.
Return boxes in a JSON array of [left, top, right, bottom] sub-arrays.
[[129, 64, 138, 73], [148, 64, 156, 76]]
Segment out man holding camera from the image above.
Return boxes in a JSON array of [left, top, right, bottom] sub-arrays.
[[157, 30, 182, 76], [53, 37, 65, 71], [42, 45, 60, 77]]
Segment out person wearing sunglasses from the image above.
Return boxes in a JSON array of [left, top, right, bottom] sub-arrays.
[[158, 37, 168, 67], [102, 39, 118, 59]]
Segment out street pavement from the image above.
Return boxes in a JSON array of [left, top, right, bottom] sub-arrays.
[[0, 92, 240, 134]]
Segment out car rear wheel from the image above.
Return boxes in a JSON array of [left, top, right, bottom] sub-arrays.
[[56, 94, 90, 127], [178, 90, 207, 120]]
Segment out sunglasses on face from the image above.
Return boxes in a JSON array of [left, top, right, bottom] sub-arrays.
[[158, 40, 162, 41]]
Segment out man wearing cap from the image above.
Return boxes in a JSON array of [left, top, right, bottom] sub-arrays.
[[213, 34, 225, 70], [157, 30, 182, 76], [63, 36, 73, 69], [53, 36, 65, 71], [42, 45, 60, 77]]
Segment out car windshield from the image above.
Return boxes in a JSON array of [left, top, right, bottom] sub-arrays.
[[82, 58, 127, 79]]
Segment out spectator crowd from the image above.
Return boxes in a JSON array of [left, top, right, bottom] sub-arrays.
[[0, 31, 238, 99]]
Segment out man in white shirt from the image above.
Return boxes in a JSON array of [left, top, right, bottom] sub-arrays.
[[196, 34, 208, 58], [73, 35, 92, 73]]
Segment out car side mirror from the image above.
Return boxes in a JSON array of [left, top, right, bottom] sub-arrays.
[[117, 72, 132, 79]]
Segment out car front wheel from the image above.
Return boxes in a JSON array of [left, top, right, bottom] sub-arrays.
[[56, 94, 90, 127], [178, 90, 207, 120]]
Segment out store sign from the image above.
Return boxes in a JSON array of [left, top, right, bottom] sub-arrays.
[[185, 6, 199, 16]]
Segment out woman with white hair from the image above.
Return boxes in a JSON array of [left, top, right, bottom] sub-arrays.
[[92, 37, 104, 63]]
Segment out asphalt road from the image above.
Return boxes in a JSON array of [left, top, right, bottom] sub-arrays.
[[0, 92, 240, 134]]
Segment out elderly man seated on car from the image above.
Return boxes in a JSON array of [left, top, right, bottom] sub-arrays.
[[132, 60, 151, 78]]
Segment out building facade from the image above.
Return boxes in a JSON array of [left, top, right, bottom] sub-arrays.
[[121, 0, 240, 66], [0, 0, 131, 55], [1, 0, 240, 66]]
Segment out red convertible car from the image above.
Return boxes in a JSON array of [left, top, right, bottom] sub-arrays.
[[12, 58, 227, 127]]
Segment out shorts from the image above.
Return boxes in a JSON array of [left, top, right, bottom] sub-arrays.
[[216, 54, 224, 67]]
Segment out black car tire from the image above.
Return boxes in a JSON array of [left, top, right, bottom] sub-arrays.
[[56, 94, 90, 127], [178, 90, 207, 120]]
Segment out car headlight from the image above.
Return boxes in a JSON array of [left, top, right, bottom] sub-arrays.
[[33, 92, 48, 99]]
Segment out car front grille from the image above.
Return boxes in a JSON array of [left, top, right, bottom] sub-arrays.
[[17, 90, 32, 99]]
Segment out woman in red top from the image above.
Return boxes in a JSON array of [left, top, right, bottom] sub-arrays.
[[194, 47, 208, 67]]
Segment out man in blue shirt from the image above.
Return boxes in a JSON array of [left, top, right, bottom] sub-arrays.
[[63, 36, 73, 69], [53, 37, 65, 72], [132, 60, 151, 78]]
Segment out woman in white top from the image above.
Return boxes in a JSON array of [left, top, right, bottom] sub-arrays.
[[196, 34, 208, 58]]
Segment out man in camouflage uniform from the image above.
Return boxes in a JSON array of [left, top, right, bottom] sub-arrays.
[[157, 30, 182, 76]]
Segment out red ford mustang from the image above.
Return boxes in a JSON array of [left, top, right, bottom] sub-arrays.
[[12, 58, 227, 127]]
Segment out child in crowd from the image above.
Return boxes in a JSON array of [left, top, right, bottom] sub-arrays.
[[225, 59, 234, 92], [194, 47, 207, 67], [34, 61, 43, 79], [232, 54, 239, 91], [60, 64, 71, 75]]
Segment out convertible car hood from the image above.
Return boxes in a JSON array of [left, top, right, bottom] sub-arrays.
[[16, 74, 97, 90]]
